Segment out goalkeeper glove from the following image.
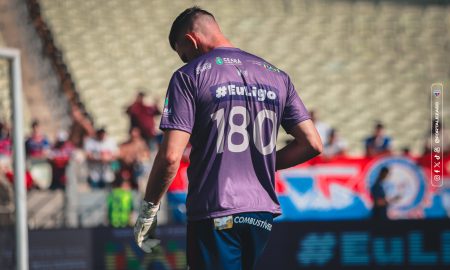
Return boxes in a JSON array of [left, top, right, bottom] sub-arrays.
[[134, 200, 160, 253]]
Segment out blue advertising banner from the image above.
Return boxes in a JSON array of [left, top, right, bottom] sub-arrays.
[[168, 156, 450, 221], [258, 219, 450, 270], [1, 220, 449, 269], [0, 228, 91, 270]]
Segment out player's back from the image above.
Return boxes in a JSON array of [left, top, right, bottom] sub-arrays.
[[160, 47, 310, 220]]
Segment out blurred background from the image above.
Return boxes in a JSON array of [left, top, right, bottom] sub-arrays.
[[0, 0, 449, 269]]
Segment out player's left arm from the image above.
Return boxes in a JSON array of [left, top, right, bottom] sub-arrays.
[[134, 129, 190, 253]]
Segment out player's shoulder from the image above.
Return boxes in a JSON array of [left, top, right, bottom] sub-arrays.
[[240, 50, 291, 81], [175, 52, 216, 79], [173, 48, 291, 82]]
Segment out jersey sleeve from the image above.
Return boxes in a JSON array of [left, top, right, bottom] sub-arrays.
[[159, 71, 196, 134], [281, 76, 311, 132]]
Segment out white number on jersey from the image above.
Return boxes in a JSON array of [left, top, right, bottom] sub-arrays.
[[211, 106, 277, 155]]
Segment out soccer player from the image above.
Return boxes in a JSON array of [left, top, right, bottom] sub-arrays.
[[134, 6, 322, 270]]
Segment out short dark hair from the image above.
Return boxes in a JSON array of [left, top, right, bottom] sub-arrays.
[[96, 127, 106, 135], [375, 122, 384, 129], [169, 6, 215, 50], [31, 119, 39, 128]]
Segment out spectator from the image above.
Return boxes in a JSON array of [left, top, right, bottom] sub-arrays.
[[118, 127, 150, 187], [25, 120, 52, 189], [310, 110, 331, 143], [84, 128, 118, 188], [107, 175, 134, 228], [49, 131, 74, 189], [25, 120, 50, 159], [322, 128, 347, 159], [69, 103, 96, 148], [401, 146, 417, 160], [4, 166, 34, 191], [0, 165, 14, 226], [0, 122, 12, 191], [365, 122, 391, 157], [126, 91, 161, 148], [0, 122, 11, 158], [370, 167, 400, 220]]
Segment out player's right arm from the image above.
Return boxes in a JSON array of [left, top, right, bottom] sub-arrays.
[[275, 120, 322, 170], [276, 74, 322, 170]]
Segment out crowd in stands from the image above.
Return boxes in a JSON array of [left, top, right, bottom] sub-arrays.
[[1, 93, 159, 187], [1, 104, 449, 227], [0, 0, 446, 228], [4, 105, 443, 189], [307, 109, 450, 162], [0, 91, 161, 227]]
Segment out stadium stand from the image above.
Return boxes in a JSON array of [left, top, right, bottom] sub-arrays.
[[0, 31, 11, 123], [27, 189, 64, 228], [37, 0, 450, 155], [0, 0, 73, 138], [0, 6, 449, 270]]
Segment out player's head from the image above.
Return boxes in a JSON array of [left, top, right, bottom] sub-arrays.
[[169, 6, 230, 63]]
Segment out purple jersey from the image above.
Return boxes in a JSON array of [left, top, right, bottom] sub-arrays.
[[160, 47, 310, 220]]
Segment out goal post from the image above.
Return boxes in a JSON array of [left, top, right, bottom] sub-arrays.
[[0, 47, 28, 270]]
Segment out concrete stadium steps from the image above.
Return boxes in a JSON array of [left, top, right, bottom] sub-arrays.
[[27, 188, 132, 229], [38, 0, 450, 155], [0, 0, 71, 138], [0, 59, 11, 123], [75, 189, 157, 228], [27, 189, 65, 229], [76, 190, 107, 228], [0, 29, 12, 123]]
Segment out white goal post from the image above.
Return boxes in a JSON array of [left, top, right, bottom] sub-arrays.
[[0, 47, 28, 270]]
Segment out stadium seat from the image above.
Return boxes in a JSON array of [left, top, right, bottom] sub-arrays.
[[0, 34, 12, 123], [37, 0, 450, 155]]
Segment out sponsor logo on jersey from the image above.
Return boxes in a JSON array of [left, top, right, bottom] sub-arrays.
[[213, 216, 233, 230], [263, 63, 280, 73], [163, 97, 172, 116], [212, 83, 278, 103], [215, 56, 242, 65], [247, 60, 280, 72], [233, 216, 272, 231], [247, 60, 262, 66], [215, 57, 224, 65], [163, 107, 172, 116], [196, 62, 212, 75], [224, 57, 242, 65]]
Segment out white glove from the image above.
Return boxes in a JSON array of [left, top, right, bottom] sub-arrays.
[[134, 200, 160, 253]]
